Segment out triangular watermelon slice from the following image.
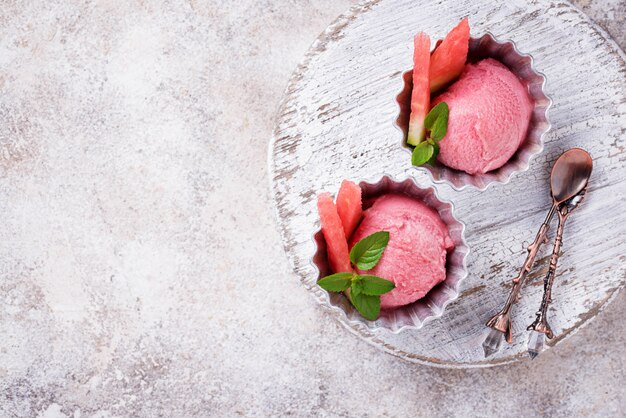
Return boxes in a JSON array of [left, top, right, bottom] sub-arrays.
[[336, 180, 362, 239], [429, 18, 470, 93], [407, 32, 431, 146], [317, 192, 352, 273]]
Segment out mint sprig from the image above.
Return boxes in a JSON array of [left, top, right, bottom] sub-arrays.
[[359, 275, 396, 295], [350, 291, 381, 321], [317, 272, 353, 292], [412, 102, 449, 166], [349, 231, 389, 270], [318, 231, 395, 320], [424, 102, 449, 141]]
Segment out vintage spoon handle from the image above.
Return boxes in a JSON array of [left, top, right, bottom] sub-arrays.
[[485, 204, 556, 343], [527, 207, 569, 339]]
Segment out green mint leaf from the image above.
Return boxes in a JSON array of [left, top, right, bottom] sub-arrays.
[[351, 292, 381, 321], [359, 275, 395, 296], [349, 231, 390, 270], [350, 277, 363, 297], [424, 102, 449, 142], [427, 142, 440, 165], [412, 141, 434, 166], [430, 114, 448, 141], [424, 102, 447, 129], [318, 272, 353, 292]]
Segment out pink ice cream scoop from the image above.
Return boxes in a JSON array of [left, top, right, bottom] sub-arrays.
[[433, 58, 533, 174], [350, 194, 454, 310]]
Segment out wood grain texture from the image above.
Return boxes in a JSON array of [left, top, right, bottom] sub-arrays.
[[270, 0, 626, 367]]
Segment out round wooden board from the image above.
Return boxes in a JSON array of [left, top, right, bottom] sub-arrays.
[[269, 0, 625, 367]]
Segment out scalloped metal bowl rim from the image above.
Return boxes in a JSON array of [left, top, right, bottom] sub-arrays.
[[308, 174, 470, 334], [394, 32, 553, 191]]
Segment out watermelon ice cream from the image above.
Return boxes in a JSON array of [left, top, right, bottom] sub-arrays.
[[349, 194, 454, 310], [433, 58, 533, 174]]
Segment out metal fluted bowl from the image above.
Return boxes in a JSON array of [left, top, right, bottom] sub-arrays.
[[311, 175, 469, 333], [395, 33, 552, 190]]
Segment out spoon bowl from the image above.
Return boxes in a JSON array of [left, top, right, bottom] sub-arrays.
[[550, 148, 593, 204], [563, 188, 587, 214]]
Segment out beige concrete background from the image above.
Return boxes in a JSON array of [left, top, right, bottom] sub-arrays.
[[0, 1, 623, 417]]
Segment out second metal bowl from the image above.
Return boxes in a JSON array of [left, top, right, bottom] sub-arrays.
[[312, 175, 469, 333]]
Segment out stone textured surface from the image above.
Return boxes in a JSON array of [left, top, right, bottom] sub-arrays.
[[0, 0, 623, 417]]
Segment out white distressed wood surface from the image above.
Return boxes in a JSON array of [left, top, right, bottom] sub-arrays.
[[269, 0, 626, 367]]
